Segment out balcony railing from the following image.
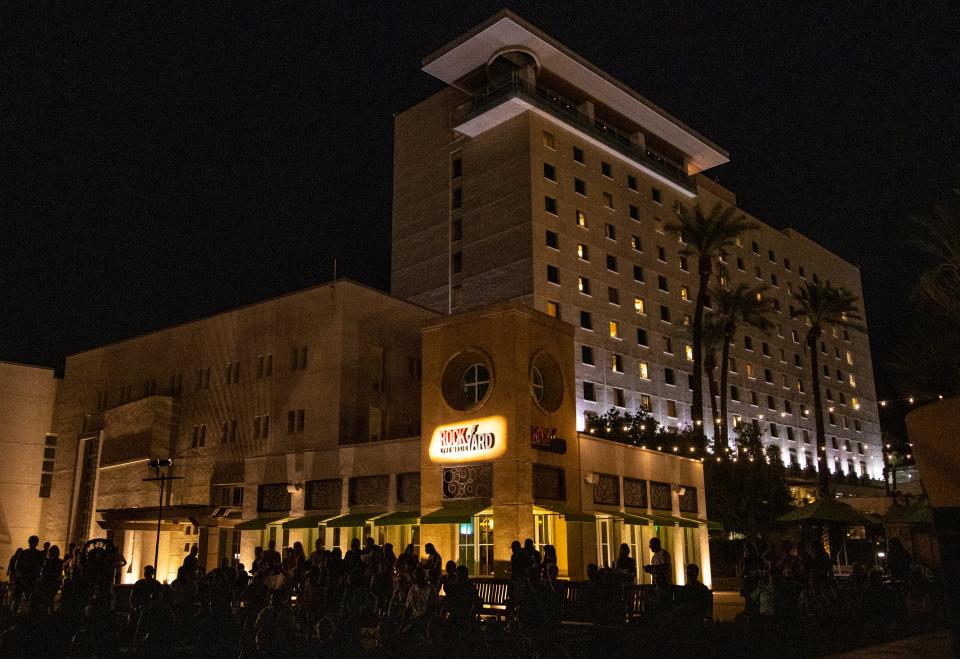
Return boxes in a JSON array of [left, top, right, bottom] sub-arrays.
[[454, 73, 695, 193]]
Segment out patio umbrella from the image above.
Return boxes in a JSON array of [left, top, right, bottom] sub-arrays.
[[777, 497, 879, 526]]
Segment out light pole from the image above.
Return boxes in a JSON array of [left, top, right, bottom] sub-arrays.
[[143, 459, 182, 580]]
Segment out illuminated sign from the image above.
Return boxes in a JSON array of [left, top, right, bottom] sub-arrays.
[[429, 416, 507, 463], [530, 426, 567, 454]]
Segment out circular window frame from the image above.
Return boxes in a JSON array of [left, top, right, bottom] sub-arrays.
[[529, 350, 563, 413], [440, 348, 495, 412]]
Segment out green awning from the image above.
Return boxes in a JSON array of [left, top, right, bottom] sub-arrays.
[[373, 510, 420, 526], [281, 514, 337, 529], [234, 517, 288, 531], [619, 512, 650, 526], [324, 511, 385, 528], [420, 500, 491, 525], [680, 516, 724, 531], [646, 514, 699, 529], [535, 503, 596, 523]]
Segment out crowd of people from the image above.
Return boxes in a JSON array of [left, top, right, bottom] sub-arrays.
[[0, 531, 943, 657], [734, 536, 941, 639]]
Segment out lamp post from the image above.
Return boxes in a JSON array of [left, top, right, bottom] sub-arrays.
[[143, 459, 183, 580]]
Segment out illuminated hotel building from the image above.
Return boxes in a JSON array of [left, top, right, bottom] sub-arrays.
[[391, 11, 882, 480]]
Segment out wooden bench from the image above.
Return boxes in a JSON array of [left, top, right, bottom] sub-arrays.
[[473, 578, 513, 620]]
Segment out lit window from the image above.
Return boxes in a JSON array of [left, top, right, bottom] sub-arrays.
[[680, 285, 690, 301], [846, 351, 854, 365], [613, 388, 626, 407], [611, 354, 623, 373], [578, 276, 590, 295], [746, 364, 755, 378], [732, 414, 742, 428], [851, 396, 860, 409], [577, 243, 590, 260], [685, 345, 693, 361], [631, 235, 642, 251], [640, 394, 652, 411], [546, 301, 559, 318], [849, 373, 857, 387], [634, 298, 645, 314], [609, 321, 621, 339], [639, 362, 649, 379], [576, 209, 587, 227]]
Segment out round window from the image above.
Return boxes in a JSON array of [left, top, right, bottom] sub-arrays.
[[530, 351, 563, 412], [461, 363, 491, 405], [441, 349, 494, 411]]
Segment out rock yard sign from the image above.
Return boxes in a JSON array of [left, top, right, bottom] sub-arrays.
[[429, 415, 507, 463]]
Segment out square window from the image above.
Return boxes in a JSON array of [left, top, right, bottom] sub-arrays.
[[680, 285, 690, 301], [658, 275, 669, 292], [583, 381, 596, 401], [731, 385, 740, 401], [629, 204, 639, 220], [606, 254, 618, 272], [604, 223, 617, 240], [601, 161, 612, 177], [637, 328, 649, 346], [452, 219, 462, 241], [542, 131, 555, 149], [665, 368, 676, 385], [633, 265, 644, 282], [651, 188, 662, 204], [666, 400, 678, 418], [609, 321, 621, 339], [580, 310, 593, 330], [573, 146, 584, 163], [634, 297, 646, 314], [737, 256, 745, 271], [744, 336, 753, 350], [451, 187, 462, 209], [451, 251, 462, 274], [679, 256, 689, 272], [545, 230, 558, 249], [660, 305, 671, 323], [768, 249, 776, 263], [654, 217, 664, 233], [578, 243, 590, 260], [746, 363, 755, 378], [611, 354, 623, 373], [581, 345, 595, 365], [608, 287, 620, 305], [685, 345, 694, 361], [631, 235, 642, 251], [546, 301, 560, 318], [613, 388, 626, 407], [663, 336, 674, 354], [576, 209, 588, 227], [575, 178, 586, 195], [627, 175, 638, 191], [752, 240, 760, 254], [603, 192, 614, 208], [639, 361, 649, 379], [543, 162, 556, 181], [545, 196, 558, 215], [657, 246, 666, 262], [578, 276, 591, 295], [451, 157, 462, 179]]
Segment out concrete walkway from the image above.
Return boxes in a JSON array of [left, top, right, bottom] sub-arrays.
[[713, 590, 745, 621], [825, 630, 953, 658]]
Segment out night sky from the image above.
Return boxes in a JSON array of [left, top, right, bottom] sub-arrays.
[[3, 1, 959, 402]]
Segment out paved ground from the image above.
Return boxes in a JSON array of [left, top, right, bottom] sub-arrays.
[[713, 590, 745, 622], [824, 630, 953, 658]]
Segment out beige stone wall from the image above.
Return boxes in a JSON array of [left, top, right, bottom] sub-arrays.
[[0, 362, 59, 570], [44, 281, 437, 551]]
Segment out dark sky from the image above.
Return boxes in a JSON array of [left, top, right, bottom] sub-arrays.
[[3, 1, 959, 400]]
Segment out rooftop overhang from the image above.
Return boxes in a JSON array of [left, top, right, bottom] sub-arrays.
[[423, 10, 729, 174]]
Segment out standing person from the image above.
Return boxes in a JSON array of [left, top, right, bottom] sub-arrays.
[[510, 541, 530, 581], [643, 537, 673, 587], [262, 539, 281, 566], [251, 546, 264, 575], [38, 545, 63, 612], [887, 538, 911, 585], [523, 538, 542, 572], [423, 543, 442, 588], [129, 566, 161, 621], [737, 542, 763, 616], [12, 536, 44, 612], [541, 545, 558, 579], [615, 543, 637, 584]]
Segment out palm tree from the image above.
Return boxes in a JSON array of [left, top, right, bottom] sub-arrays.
[[712, 284, 774, 449], [666, 203, 757, 443], [791, 282, 866, 496]]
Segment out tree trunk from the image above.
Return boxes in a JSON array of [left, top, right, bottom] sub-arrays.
[[718, 330, 733, 450], [706, 357, 720, 452], [808, 329, 830, 497], [691, 257, 711, 441]]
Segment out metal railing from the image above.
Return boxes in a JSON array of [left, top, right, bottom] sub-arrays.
[[454, 73, 695, 192]]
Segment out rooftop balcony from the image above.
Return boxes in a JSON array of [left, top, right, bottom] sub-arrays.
[[453, 72, 697, 196]]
